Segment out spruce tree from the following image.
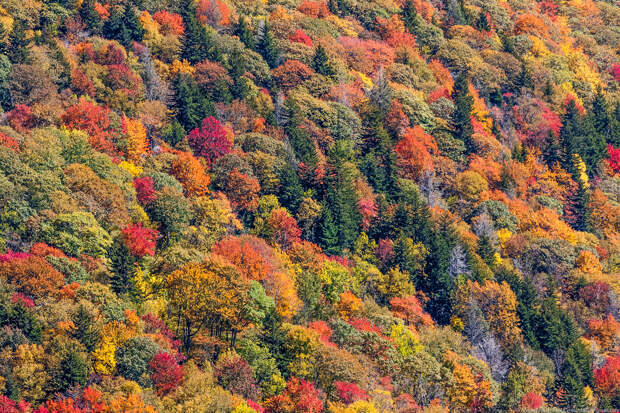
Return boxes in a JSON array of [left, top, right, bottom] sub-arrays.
[[477, 233, 496, 266], [256, 21, 280, 69], [516, 61, 533, 91], [312, 45, 334, 77], [560, 99, 581, 173], [367, 67, 392, 114], [79, 0, 103, 34], [319, 207, 339, 255], [451, 71, 474, 154], [235, 17, 255, 50], [172, 73, 216, 131], [0, 24, 8, 56], [7, 20, 30, 64], [591, 89, 611, 140], [278, 165, 304, 213], [476, 10, 491, 31], [108, 237, 135, 296], [542, 131, 562, 168], [401, 0, 418, 34], [489, 89, 503, 106], [58, 351, 87, 390], [102, 5, 144, 47], [180, 0, 220, 64], [162, 120, 186, 147], [72, 305, 100, 352]]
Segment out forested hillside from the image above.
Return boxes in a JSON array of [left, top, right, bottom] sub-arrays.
[[0, 0, 618, 411]]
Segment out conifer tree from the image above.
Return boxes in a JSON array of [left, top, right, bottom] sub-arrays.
[[278, 165, 304, 213], [180, 0, 220, 64], [542, 131, 562, 168], [312, 45, 334, 77], [591, 89, 611, 140], [0, 23, 8, 56], [478, 233, 496, 266], [319, 207, 339, 255], [476, 10, 491, 31], [401, 0, 418, 34], [256, 21, 280, 69], [235, 17, 255, 50], [367, 67, 392, 114], [103, 5, 144, 47], [516, 61, 533, 91], [451, 71, 474, 154], [72, 305, 100, 352], [108, 236, 135, 296], [162, 120, 186, 147], [79, 0, 103, 34], [173, 73, 216, 131], [7, 20, 30, 64]]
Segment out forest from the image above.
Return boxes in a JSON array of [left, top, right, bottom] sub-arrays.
[[0, 0, 618, 411]]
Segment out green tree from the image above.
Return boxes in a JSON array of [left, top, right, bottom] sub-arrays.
[[172, 73, 216, 131], [58, 350, 88, 390], [312, 45, 333, 77], [102, 5, 144, 47], [79, 0, 103, 34], [235, 17, 255, 50], [319, 206, 339, 255], [256, 21, 280, 69], [476, 10, 491, 31], [7, 20, 30, 64], [451, 71, 474, 154], [277, 165, 303, 213], [180, 0, 220, 64]]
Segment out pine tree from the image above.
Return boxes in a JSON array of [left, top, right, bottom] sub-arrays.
[[478, 233, 496, 266], [162, 120, 186, 147], [0, 23, 8, 55], [108, 237, 136, 296], [7, 20, 30, 64], [256, 21, 280, 69], [516, 61, 533, 91], [476, 10, 491, 31], [591, 89, 611, 140], [58, 351, 88, 390], [278, 165, 304, 213], [284, 99, 317, 167], [180, 0, 220, 64], [72, 304, 100, 352], [173, 73, 216, 131], [102, 5, 144, 47], [312, 45, 334, 77], [557, 341, 592, 410], [451, 71, 474, 154], [401, 0, 418, 34], [235, 16, 255, 50], [79, 0, 103, 34], [542, 131, 562, 168], [319, 207, 339, 255], [367, 66, 392, 114], [489, 89, 503, 106], [560, 99, 581, 173]]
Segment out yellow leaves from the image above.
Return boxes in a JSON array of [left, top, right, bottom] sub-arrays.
[[496, 228, 512, 249], [337, 291, 363, 320], [450, 316, 465, 332], [572, 153, 590, 188], [92, 338, 117, 375], [119, 160, 143, 177], [528, 35, 550, 58], [133, 264, 164, 299], [390, 324, 423, 357], [352, 71, 373, 89], [325, 14, 359, 37], [0, 7, 13, 34], [169, 59, 196, 77], [576, 250, 602, 274], [11, 344, 49, 403]]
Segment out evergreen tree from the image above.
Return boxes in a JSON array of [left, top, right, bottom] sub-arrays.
[[557, 341, 592, 410], [319, 207, 339, 255], [489, 89, 503, 106], [277, 165, 304, 213], [401, 1, 419, 34], [516, 61, 533, 91], [173, 73, 216, 131], [235, 16, 255, 50], [108, 237, 136, 296], [284, 99, 318, 167], [367, 66, 392, 114], [0, 24, 8, 56], [72, 305, 100, 352], [542, 131, 562, 168], [162, 120, 186, 147], [476, 10, 491, 31], [361, 125, 399, 200], [256, 21, 280, 69], [477, 233, 496, 266], [79, 0, 103, 34], [591, 89, 611, 141], [451, 71, 474, 154], [102, 5, 144, 47], [312, 45, 334, 77], [7, 20, 30, 64], [570, 178, 590, 232], [560, 99, 581, 173], [543, 78, 554, 97], [58, 351, 88, 391], [180, 0, 220, 64]]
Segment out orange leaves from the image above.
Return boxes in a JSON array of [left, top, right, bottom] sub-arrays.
[[337, 291, 362, 319], [587, 314, 620, 353], [170, 151, 211, 197], [514, 14, 549, 37], [223, 169, 260, 212], [152, 10, 184, 36], [390, 295, 434, 327], [62, 98, 120, 156], [212, 235, 274, 282], [394, 126, 437, 180], [272, 60, 315, 91], [0, 255, 64, 299], [122, 116, 149, 162]]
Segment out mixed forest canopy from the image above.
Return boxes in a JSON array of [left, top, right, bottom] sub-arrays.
[[0, 0, 618, 411]]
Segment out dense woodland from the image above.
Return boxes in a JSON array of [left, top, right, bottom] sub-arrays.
[[0, 0, 618, 411]]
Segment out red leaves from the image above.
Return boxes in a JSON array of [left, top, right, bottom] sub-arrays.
[[149, 352, 184, 396], [122, 224, 159, 257], [608, 144, 620, 174], [212, 236, 274, 281], [188, 116, 232, 165], [7, 105, 34, 132], [610, 63, 620, 83], [11, 293, 34, 309], [267, 208, 302, 250], [289, 29, 313, 47], [334, 381, 368, 405], [223, 169, 261, 212], [264, 378, 323, 413], [595, 355, 620, 397], [0, 396, 30, 413], [62, 98, 120, 155], [0, 132, 19, 151], [152, 10, 185, 36], [134, 176, 156, 205], [272, 60, 315, 90]]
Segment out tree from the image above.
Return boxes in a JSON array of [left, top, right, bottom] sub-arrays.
[[187, 116, 232, 165], [57, 350, 88, 391], [149, 352, 184, 396], [79, 0, 103, 34], [451, 71, 474, 154], [476, 10, 491, 31], [278, 165, 304, 213], [122, 224, 159, 257], [173, 73, 216, 131], [312, 45, 333, 76], [180, 0, 220, 63], [116, 336, 160, 382], [235, 16, 255, 49], [7, 20, 30, 64], [256, 21, 280, 69], [102, 5, 144, 47]]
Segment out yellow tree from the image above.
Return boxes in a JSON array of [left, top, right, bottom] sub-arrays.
[[165, 255, 251, 354], [123, 115, 149, 162]]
